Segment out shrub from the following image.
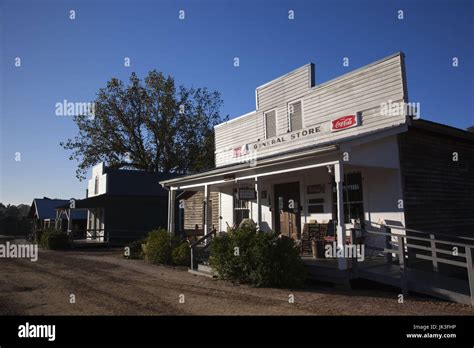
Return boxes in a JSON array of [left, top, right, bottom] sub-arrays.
[[39, 229, 69, 250], [210, 224, 255, 282], [252, 233, 307, 288], [34, 229, 44, 244], [144, 229, 173, 264], [171, 241, 191, 266], [124, 238, 146, 259], [209, 226, 307, 288]]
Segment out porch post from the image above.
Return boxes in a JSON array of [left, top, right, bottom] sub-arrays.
[[67, 209, 72, 237], [54, 210, 60, 230], [334, 161, 347, 270], [255, 177, 262, 231], [203, 184, 210, 235], [167, 188, 176, 236]]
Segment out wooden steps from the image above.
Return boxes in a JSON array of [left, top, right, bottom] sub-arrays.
[[188, 264, 216, 278]]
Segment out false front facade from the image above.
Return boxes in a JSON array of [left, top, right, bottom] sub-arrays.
[[161, 52, 474, 271]]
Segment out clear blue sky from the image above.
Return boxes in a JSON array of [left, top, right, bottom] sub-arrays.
[[1, 0, 473, 205]]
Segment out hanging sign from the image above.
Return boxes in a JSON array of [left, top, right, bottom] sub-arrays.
[[238, 188, 256, 200]]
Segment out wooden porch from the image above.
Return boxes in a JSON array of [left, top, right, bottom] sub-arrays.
[[301, 223, 474, 306]]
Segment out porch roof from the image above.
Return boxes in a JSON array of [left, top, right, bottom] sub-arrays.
[[160, 122, 411, 189], [160, 143, 340, 188]]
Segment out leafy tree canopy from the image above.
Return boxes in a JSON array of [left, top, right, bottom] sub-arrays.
[[61, 70, 227, 180]]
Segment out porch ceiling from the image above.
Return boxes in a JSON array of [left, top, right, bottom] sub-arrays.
[[161, 144, 340, 189]]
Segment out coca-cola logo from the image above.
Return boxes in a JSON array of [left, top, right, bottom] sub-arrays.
[[331, 115, 358, 132], [233, 144, 248, 157]]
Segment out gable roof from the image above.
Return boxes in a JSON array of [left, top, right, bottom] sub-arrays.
[[99, 168, 177, 197], [56, 194, 166, 210], [29, 198, 69, 219]]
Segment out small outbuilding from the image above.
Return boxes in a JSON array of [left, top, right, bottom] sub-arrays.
[[59, 163, 175, 246]]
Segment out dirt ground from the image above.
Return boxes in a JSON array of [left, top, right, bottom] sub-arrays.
[[0, 242, 473, 315]]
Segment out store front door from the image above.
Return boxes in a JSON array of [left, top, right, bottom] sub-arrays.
[[274, 181, 301, 239]]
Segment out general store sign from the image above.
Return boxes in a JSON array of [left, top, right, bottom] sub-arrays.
[[330, 114, 360, 132], [251, 125, 321, 151], [231, 114, 360, 158]]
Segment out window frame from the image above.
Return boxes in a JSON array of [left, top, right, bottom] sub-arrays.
[[263, 108, 278, 139], [94, 176, 99, 195], [233, 188, 251, 226], [332, 171, 365, 224], [307, 198, 325, 214], [287, 98, 305, 133]]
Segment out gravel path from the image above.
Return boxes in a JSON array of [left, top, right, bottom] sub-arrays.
[[0, 247, 473, 315]]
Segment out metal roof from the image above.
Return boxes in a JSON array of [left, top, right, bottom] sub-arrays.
[[29, 198, 69, 219], [55, 194, 166, 210]]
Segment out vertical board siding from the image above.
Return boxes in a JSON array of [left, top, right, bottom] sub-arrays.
[[215, 54, 407, 167], [398, 127, 474, 237], [183, 191, 220, 231]]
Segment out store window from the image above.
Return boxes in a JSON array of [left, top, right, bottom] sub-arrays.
[[94, 176, 99, 195], [332, 172, 364, 225], [233, 188, 250, 226], [264, 110, 277, 139], [307, 198, 324, 214], [288, 100, 302, 132]]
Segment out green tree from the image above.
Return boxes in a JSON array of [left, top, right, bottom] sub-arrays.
[[61, 71, 226, 180]]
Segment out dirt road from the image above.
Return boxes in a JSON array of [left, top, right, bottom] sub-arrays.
[[1, 246, 473, 315]]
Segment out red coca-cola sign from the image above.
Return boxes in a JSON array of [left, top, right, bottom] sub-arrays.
[[233, 144, 248, 157], [330, 114, 359, 132]]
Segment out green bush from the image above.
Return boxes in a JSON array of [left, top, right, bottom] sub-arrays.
[[210, 224, 255, 283], [210, 226, 307, 288], [124, 238, 146, 259], [34, 229, 44, 244], [39, 229, 69, 250], [144, 229, 173, 264], [171, 241, 191, 266]]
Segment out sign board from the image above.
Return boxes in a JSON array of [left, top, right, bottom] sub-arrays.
[[330, 114, 360, 132], [233, 144, 249, 157], [307, 184, 325, 194], [251, 126, 321, 151], [238, 188, 256, 200]]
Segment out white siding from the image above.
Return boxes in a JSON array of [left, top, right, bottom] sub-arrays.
[[256, 64, 313, 111], [87, 163, 107, 197], [219, 187, 234, 232], [214, 53, 407, 167]]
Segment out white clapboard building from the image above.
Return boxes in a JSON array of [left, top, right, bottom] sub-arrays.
[[160, 52, 474, 272]]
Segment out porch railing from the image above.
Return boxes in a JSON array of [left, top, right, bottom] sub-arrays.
[[69, 229, 149, 246], [189, 228, 217, 270], [364, 222, 474, 305]]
